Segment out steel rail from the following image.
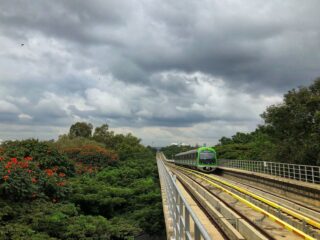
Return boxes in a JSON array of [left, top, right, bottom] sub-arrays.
[[172, 165, 316, 240]]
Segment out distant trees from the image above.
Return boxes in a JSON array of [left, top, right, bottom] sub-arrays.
[[66, 122, 148, 160], [93, 123, 109, 140], [218, 132, 254, 145], [69, 122, 93, 138], [161, 145, 194, 159]]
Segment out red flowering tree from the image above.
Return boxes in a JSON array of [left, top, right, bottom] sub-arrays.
[[1, 139, 75, 176], [0, 155, 70, 201]]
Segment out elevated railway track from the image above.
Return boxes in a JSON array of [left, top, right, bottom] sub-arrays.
[[157, 152, 320, 240]]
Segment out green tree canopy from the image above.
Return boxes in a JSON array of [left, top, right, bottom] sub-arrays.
[[69, 122, 93, 138], [261, 78, 320, 165]]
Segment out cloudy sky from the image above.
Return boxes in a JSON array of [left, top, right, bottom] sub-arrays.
[[0, 0, 320, 146]]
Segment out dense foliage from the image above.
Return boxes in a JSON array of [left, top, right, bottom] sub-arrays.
[[0, 124, 165, 239], [216, 78, 320, 165], [161, 145, 194, 159]]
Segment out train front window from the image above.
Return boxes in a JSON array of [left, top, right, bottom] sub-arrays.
[[199, 151, 215, 164]]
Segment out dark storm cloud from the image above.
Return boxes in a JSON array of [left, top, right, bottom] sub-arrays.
[[1, 0, 320, 90], [0, 0, 129, 46], [0, 0, 319, 143]]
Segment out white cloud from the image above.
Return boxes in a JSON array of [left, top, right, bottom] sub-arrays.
[[18, 113, 33, 120]]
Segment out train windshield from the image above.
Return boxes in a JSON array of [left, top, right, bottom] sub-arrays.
[[199, 151, 215, 164]]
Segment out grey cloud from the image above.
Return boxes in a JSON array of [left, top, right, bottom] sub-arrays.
[[0, 0, 130, 46], [2, 0, 320, 91]]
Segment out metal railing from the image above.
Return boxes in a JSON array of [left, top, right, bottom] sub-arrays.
[[157, 159, 211, 240], [219, 159, 320, 184]]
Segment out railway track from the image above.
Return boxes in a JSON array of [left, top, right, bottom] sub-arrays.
[[213, 172, 320, 221], [165, 162, 319, 240]]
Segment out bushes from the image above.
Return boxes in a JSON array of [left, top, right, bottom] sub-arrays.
[[161, 145, 194, 159]]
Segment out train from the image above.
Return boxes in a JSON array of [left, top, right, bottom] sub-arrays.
[[174, 147, 217, 172]]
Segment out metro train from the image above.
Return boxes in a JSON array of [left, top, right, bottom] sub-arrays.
[[174, 147, 217, 172]]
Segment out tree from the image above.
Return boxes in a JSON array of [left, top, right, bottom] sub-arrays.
[[93, 124, 109, 139], [69, 122, 93, 138], [92, 124, 148, 160], [218, 137, 232, 145], [261, 78, 320, 165], [231, 132, 253, 144]]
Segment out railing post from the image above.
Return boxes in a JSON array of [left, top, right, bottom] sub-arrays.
[[185, 207, 190, 239], [305, 166, 308, 182], [194, 222, 200, 240]]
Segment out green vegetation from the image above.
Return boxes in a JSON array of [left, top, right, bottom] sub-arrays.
[[161, 145, 194, 159], [0, 123, 164, 239], [216, 78, 320, 165]]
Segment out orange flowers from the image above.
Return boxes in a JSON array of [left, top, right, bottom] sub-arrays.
[[31, 177, 37, 183], [45, 169, 54, 176], [56, 181, 66, 186], [24, 156, 33, 161], [59, 172, 66, 177], [19, 161, 29, 168], [0, 157, 4, 161], [3, 175, 9, 181]]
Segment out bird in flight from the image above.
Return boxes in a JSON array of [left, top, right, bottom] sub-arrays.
[[21, 43, 24, 46]]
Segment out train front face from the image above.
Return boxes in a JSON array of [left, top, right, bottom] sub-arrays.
[[197, 147, 217, 172]]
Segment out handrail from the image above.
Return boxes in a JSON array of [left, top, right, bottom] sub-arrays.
[[219, 159, 320, 184], [157, 158, 211, 240]]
